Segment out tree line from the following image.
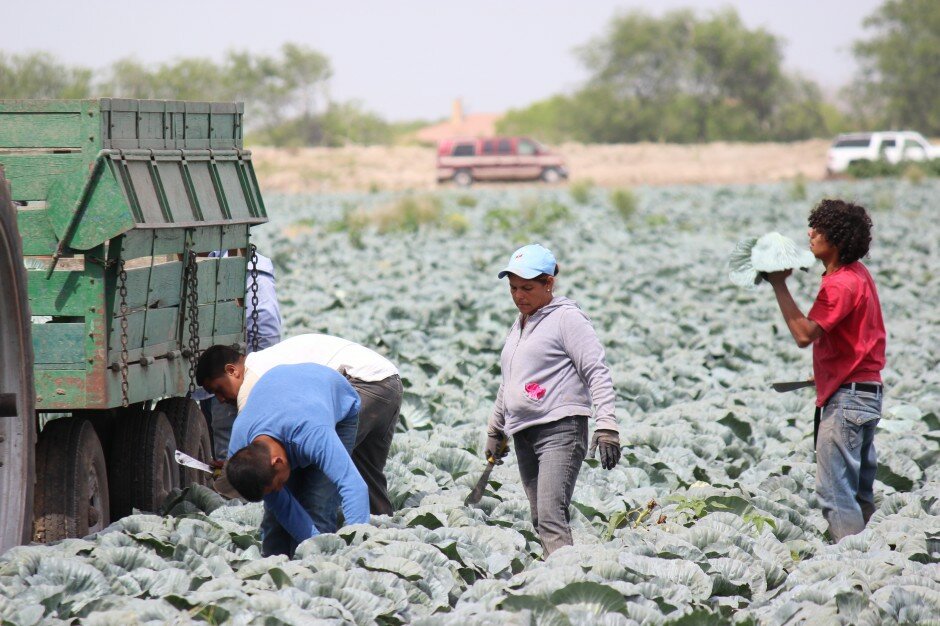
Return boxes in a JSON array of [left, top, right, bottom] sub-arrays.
[[500, 1, 940, 143], [1, 0, 936, 145], [0, 44, 416, 147]]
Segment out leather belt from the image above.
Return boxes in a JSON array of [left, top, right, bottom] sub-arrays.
[[839, 382, 881, 393]]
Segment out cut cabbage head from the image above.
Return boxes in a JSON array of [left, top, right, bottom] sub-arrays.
[[728, 232, 817, 288]]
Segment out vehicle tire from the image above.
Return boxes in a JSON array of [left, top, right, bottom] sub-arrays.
[[454, 169, 473, 187], [32, 418, 110, 542], [541, 168, 561, 183], [108, 410, 178, 519], [0, 167, 36, 552], [156, 397, 213, 488]]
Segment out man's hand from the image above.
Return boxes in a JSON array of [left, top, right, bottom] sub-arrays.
[[763, 269, 792, 286], [485, 427, 510, 465], [588, 429, 621, 470]]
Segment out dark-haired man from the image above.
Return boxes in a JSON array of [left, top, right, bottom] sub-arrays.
[[764, 199, 886, 542], [197, 334, 402, 515], [226, 362, 369, 556]]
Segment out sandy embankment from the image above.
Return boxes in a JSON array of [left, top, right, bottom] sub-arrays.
[[250, 140, 830, 194]]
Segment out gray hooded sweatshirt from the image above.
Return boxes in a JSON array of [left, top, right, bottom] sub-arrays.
[[489, 296, 618, 437]]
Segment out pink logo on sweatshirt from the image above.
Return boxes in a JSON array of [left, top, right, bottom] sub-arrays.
[[525, 382, 546, 400]]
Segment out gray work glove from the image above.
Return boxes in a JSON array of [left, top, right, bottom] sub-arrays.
[[485, 427, 510, 465], [588, 429, 621, 470]]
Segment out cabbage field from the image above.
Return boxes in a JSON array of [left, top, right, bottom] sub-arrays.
[[2, 180, 939, 625]]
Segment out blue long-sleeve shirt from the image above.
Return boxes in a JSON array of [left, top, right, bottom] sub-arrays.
[[228, 363, 368, 543]]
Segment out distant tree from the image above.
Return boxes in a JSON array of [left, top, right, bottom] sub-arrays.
[[500, 7, 841, 143], [0, 52, 92, 98], [850, 0, 940, 134]]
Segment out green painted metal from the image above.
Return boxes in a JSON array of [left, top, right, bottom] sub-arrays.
[[16, 210, 57, 256], [31, 323, 85, 366], [1, 99, 268, 411]]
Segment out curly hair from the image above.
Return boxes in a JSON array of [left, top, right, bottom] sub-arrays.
[[808, 199, 873, 265]]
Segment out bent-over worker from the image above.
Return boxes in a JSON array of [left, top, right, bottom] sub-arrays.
[[197, 333, 402, 515], [226, 363, 369, 557]]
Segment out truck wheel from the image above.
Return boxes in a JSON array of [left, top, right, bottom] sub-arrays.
[[156, 397, 212, 488], [454, 170, 473, 187], [33, 418, 109, 542], [108, 410, 178, 519], [0, 167, 36, 552], [541, 168, 561, 183]]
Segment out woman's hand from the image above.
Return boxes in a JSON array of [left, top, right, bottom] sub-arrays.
[[588, 429, 621, 470], [485, 428, 510, 465]]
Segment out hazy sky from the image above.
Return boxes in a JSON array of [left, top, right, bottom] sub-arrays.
[[4, 0, 882, 121]]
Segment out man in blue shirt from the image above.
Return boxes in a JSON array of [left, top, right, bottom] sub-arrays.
[[226, 362, 370, 557]]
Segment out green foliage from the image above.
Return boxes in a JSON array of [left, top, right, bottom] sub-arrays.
[[484, 196, 571, 240], [789, 174, 808, 201], [456, 194, 478, 208], [0, 46, 422, 147], [568, 179, 594, 205], [850, 0, 940, 134], [902, 163, 926, 184], [610, 188, 638, 220], [503, 7, 843, 143], [0, 52, 92, 98]]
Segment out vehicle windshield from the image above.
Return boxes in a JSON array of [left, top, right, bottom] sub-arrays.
[[833, 137, 872, 148]]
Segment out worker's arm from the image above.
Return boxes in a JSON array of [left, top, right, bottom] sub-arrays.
[[765, 271, 824, 348], [299, 425, 370, 526], [263, 488, 318, 543]]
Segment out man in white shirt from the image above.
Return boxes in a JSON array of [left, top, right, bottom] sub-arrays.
[[196, 334, 402, 515]]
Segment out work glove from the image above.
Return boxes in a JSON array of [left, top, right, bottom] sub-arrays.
[[485, 427, 510, 465], [588, 429, 621, 470]]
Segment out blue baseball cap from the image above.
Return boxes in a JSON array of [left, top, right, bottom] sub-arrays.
[[498, 244, 557, 279]]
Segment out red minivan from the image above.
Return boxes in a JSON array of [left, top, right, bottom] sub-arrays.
[[436, 137, 568, 186]]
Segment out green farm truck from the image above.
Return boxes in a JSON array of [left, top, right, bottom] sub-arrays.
[[0, 99, 267, 551]]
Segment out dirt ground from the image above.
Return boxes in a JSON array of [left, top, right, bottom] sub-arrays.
[[250, 139, 831, 194]]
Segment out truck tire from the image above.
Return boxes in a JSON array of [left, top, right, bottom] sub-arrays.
[[108, 410, 178, 518], [0, 166, 36, 552], [33, 418, 109, 542], [454, 169, 473, 187], [541, 167, 562, 183], [156, 397, 212, 488]]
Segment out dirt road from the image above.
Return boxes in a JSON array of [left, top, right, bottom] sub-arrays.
[[250, 139, 830, 193]]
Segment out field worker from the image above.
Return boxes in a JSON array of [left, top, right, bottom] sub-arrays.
[[763, 199, 885, 542], [226, 363, 369, 557], [196, 250, 282, 459], [196, 334, 402, 515], [485, 244, 621, 555]]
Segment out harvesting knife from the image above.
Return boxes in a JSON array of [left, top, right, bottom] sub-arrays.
[[771, 380, 815, 393], [175, 450, 215, 475], [465, 437, 510, 506]]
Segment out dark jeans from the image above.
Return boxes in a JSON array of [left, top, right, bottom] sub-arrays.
[[816, 385, 881, 542], [349, 375, 402, 516], [514, 415, 588, 555], [260, 413, 358, 557]]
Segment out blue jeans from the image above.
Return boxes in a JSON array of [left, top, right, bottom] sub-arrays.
[[260, 413, 359, 557], [815, 384, 881, 542], [514, 416, 588, 555]]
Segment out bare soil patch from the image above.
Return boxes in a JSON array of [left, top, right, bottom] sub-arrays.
[[250, 140, 830, 194]]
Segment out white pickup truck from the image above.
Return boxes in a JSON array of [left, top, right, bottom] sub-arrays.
[[826, 131, 940, 175]]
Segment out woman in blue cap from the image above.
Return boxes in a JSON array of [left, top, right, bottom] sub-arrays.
[[486, 243, 621, 555]]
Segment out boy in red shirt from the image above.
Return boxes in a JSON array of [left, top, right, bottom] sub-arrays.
[[765, 199, 886, 542]]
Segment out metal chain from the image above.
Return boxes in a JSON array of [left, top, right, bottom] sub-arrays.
[[118, 259, 129, 408], [248, 243, 260, 352], [185, 250, 201, 396]]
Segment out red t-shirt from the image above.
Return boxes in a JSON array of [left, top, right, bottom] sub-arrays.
[[807, 262, 886, 407]]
